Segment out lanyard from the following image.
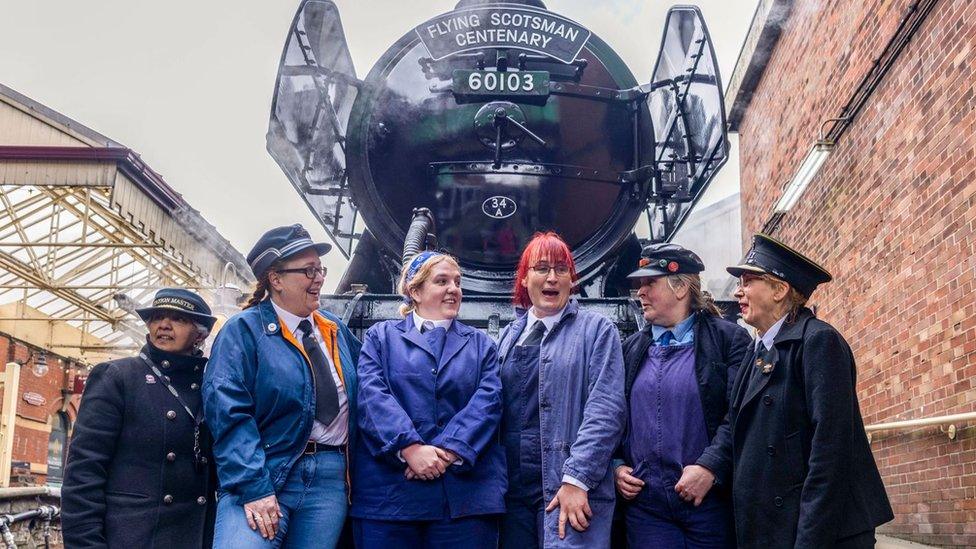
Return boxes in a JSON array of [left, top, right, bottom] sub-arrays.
[[140, 352, 207, 471]]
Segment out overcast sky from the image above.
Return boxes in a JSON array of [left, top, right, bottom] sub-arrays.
[[0, 0, 757, 291]]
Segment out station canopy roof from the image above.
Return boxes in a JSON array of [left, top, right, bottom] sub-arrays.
[[0, 83, 253, 364]]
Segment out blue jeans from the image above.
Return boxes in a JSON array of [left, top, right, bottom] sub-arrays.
[[213, 451, 347, 549], [625, 485, 733, 549], [353, 515, 498, 549]]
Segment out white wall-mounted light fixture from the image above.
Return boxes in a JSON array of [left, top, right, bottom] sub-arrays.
[[773, 140, 834, 213], [31, 351, 49, 378]]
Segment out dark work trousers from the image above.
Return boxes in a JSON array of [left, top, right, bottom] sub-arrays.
[[353, 515, 499, 549], [624, 484, 733, 549], [499, 343, 544, 549]]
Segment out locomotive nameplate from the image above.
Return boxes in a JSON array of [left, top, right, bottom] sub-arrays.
[[416, 5, 591, 64], [453, 70, 550, 98]]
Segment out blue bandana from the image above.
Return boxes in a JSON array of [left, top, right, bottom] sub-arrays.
[[402, 251, 442, 304], [405, 251, 442, 284]]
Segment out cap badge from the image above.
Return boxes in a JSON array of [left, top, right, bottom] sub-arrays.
[[638, 258, 650, 268], [667, 261, 679, 273], [745, 248, 757, 264]]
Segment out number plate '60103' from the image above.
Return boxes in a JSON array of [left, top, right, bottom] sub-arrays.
[[453, 70, 550, 98]]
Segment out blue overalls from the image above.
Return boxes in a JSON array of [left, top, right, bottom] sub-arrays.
[[623, 338, 733, 548], [499, 340, 544, 548]]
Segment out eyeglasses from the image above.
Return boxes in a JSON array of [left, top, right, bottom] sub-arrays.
[[275, 266, 327, 279], [530, 263, 571, 277]]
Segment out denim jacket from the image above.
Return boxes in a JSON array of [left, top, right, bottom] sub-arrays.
[[203, 300, 360, 505], [497, 299, 625, 548]]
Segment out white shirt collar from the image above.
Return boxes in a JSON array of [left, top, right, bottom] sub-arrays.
[[757, 314, 789, 350], [527, 305, 566, 333], [270, 299, 315, 338], [412, 311, 453, 332]]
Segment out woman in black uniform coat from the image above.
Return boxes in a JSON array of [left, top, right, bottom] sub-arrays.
[[62, 288, 218, 548], [696, 235, 893, 549]]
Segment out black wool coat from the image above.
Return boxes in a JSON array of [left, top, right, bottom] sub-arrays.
[[697, 308, 894, 548], [62, 343, 216, 549]]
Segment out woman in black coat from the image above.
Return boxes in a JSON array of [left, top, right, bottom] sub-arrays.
[[614, 244, 750, 548], [697, 235, 893, 548], [62, 288, 218, 549]]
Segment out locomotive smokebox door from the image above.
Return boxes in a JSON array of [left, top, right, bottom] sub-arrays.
[[268, 0, 728, 308]]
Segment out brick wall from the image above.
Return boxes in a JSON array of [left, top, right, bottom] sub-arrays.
[[0, 333, 82, 486], [736, 0, 976, 545]]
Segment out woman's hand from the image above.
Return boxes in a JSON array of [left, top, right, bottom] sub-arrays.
[[615, 464, 645, 500], [405, 447, 458, 480], [545, 483, 592, 539], [402, 444, 447, 480], [434, 447, 458, 466], [243, 494, 282, 540], [674, 464, 715, 507]]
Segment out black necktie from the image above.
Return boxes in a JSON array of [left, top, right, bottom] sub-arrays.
[[521, 320, 547, 347], [298, 319, 340, 425], [754, 341, 768, 367]]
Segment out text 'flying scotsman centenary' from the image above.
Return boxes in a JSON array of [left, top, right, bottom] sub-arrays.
[[415, 5, 591, 63]]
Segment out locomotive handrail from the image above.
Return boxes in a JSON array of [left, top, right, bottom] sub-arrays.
[[864, 411, 976, 442]]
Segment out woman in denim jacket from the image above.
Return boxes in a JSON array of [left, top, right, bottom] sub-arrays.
[[204, 225, 360, 548], [497, 232, 626, 549]]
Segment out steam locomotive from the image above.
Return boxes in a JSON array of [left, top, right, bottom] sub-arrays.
[[267, 0, 728, 334]]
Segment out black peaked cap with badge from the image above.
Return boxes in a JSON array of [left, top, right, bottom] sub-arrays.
[[136, 288, 217, 330], [627, 243, 706, 279], [727, 233, 832, 297], [247, 224, 332, 279]]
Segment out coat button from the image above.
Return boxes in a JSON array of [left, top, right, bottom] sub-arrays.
[[763, 395, 773, 406], [190, 383, 200, 390], [166, 452, 176, 462], [200, 456, 208, 464], [161, 360, 170, 369], [197, 496, 207, 505], [163, 494, 174, 504], [267, 323, 278, 332], [767, 446, 776, 456], [166, 410, 177, 420], [431, 368, 436, 374], [774, 496, 783, 508]]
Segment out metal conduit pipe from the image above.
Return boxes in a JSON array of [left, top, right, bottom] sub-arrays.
[[865, 411, 976, 442], [822, 0, 940, 142], [401, 208, 436, 266]]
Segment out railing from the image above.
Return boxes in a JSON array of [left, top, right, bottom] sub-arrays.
[[0, 505, 59, 549], [0, 487, 61, 549], [865, 412, 976, 442]]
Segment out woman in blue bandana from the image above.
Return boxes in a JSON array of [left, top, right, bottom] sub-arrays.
[[351, 251, 507, 548]]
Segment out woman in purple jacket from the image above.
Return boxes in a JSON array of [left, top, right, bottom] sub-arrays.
[[498, 232, 626, 549], [351, 252, 507, 548], [614, 243, 751, 548]]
